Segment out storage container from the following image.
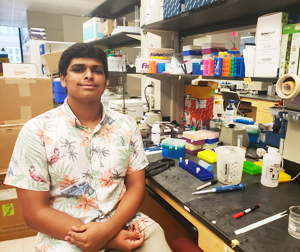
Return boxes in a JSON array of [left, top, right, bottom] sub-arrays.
[[53, 79, 67, 103], [162, 138, 186, 159]]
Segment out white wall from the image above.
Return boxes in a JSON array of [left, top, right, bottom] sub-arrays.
[[62, 15, 88, 42], [27, 11, 64, 41]]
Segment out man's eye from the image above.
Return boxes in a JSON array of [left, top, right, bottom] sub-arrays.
[[94, 69, 103, 74], [73, 68, 84, 73]]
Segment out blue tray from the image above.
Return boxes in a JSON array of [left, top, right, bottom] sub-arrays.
[[179, 160, 214, 181]]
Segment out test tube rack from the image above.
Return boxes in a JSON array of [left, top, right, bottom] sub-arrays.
[[179, 159, 214, 181]]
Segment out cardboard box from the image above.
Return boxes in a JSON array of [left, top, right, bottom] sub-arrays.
[[3, 63, 38, 78], [41, 51, 63, 78], [190, 80, 218, 89], [0, 77, 53, 125], [103, 20, 114, 37], [144, 48, 175, 59], [0, 173, 38, 241], [0, 125, 23, 173], [83, 17, 103, 42], [279, 23, 300, 77], [184, 85, 212, 99]]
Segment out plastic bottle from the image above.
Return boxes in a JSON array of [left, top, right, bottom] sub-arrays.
[[213, 100, 224, 121], [224, 100, 236, 126], [261, 147, 282, 187], [105, 49, 115, 71], [0, 48, 8, 58], [135, 52, 141, 73], [198, 160, 213, 172], [145, 6, 151, 25], [149, 0, 160, 24], [151, 124, 161, 144], [115, 50, 123, 72]]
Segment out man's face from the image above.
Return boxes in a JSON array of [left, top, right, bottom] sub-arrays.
[[60, 57, 107, 103]]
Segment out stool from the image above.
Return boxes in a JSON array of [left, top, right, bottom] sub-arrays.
[[168, 236, 204, 252]]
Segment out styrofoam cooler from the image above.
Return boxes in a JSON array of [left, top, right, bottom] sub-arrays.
[[53, 79, 67, 103]]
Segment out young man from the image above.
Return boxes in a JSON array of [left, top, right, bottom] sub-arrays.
[[5, 43, 171, 252]]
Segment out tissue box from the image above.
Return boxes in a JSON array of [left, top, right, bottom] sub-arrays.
[[83, 17, 103, 42], [279, 23, 300, 77], [185, 0, 219, 11], [164, 0, 184, 19]]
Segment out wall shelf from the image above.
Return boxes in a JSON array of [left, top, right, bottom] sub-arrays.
[[88, 32, 141, 48], [141, 0, 300, 37], [143, 73, 278, 83], [85, 0, 140, 19]]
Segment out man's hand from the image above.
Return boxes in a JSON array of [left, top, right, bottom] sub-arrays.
[[65, 221, 145, 252], [65, 221, 113, 252], [105, 221, 145, 252]]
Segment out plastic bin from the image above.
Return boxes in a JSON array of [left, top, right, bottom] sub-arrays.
[[53, 80, 67, 103], [162, 138, 186, 159], [222, 57, 231, 76], [197, 149, 217, 163], [243, 160, 262, 175], [182, 50, 202, 56], [213, 58, 223, 76]]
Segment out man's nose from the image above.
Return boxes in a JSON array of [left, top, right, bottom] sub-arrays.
[[84, 68, 93, 79]]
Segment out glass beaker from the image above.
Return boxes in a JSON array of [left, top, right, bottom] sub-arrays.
[[215, 146, 246, 184], [288, 206, 300, 239]]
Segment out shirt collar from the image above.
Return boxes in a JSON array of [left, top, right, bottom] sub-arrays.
[[61, 97, 107, 129]]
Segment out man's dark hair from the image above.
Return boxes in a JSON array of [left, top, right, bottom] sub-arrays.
[[59, 43, 109, 80]]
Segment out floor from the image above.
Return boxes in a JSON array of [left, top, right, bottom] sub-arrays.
[[0, 236, 36, 252]]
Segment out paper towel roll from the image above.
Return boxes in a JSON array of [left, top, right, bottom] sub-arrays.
[[276, 74, 300, 99]]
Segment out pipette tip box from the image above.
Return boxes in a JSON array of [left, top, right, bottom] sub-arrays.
[[179, 160, 214, 181]]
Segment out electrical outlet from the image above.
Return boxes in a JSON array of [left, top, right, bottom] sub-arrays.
[[118, 77, 122, 85], [151, 97, 155, 109]]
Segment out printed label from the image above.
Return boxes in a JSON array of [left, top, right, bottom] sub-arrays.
[[2, 203, 15, 217], [0, 188, 18, 201]]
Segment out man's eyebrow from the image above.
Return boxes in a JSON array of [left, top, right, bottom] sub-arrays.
[[70, 64, 103, 68]]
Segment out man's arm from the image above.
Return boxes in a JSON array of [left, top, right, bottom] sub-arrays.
[[16, 188, 84, 240]]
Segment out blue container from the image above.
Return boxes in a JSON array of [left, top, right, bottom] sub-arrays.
[[164, 0, 184, 19], [205, 138, 219, 144], [192, 62, 200, 75], [157, 63, 166, 73], [213, 58, 223, 76], [182, 50, 202, 56], [162, 138, 186, 159], [53, 80, 67, 103]]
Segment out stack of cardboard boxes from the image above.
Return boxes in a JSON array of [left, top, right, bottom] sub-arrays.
[[0, 69, 53, 241]]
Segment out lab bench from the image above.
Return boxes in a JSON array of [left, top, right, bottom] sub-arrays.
[[143, 152, 300, 252], [215, 93, 279, 124]]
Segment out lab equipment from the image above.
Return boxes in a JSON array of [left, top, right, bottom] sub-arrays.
[[179, 159, 214, 181], [185, 143, 204, 155], [198, 160, 213, 172], [196, 179, 218, 190], [215, 146, 246, 184], [139, 111, 162, 130], [219, 125, 250, 147], [162, 138, 186, 159], [261, 147, 282, 187], [197, 149, 217, 163], [192, 183, 245, 195], [288, 206, 300, 239], [234, 211, 288, 235], [151, 124, 161, 145], [233, 204, 260, 219], [244, 125, 259, 143]]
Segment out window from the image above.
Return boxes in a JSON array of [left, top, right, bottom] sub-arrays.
[[0, 26, 22, 63]]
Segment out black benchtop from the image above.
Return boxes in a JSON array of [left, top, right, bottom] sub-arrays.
[[146, 153, 300, 252]]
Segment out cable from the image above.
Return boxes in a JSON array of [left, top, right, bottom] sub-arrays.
[[144, 84, 153, 112]]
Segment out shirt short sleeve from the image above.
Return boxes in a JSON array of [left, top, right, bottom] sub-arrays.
[[4, 121, 50, 191], [127, 121, 149, 175]]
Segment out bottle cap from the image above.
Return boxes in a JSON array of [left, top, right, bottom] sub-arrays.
[[268, 147, 279, 154], [229, 99, 235, 103]]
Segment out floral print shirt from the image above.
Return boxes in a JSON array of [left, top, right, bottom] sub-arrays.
[[4, 98, 153, 252]]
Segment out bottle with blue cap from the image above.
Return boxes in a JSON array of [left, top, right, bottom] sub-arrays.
[[224, 100, 236, 126]]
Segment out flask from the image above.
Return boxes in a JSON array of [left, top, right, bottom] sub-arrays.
[[261, 147, 281, 187], [151, 124, 161, 145], [224, 100, 236, 126]]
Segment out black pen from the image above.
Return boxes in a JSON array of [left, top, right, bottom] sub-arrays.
[[196, 179, 218, 191], [233, 204, 260, 219]]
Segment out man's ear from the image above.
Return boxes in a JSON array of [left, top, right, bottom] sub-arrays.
[[60, 74, 66, 88]]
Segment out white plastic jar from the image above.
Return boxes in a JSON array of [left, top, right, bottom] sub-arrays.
[[151, 124, 161, 145], [261, 147, 282, 187]]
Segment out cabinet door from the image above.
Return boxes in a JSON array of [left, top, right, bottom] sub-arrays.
[[257, 100, 278, 113], [256, 111, 273, 123]]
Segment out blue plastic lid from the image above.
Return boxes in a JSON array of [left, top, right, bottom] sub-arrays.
[[227, 50, 234, 54], [206, 164, 213, 172], [229, 99, 235, 103], [213, 52, 219, 55], [233, 51, 240, 54]]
